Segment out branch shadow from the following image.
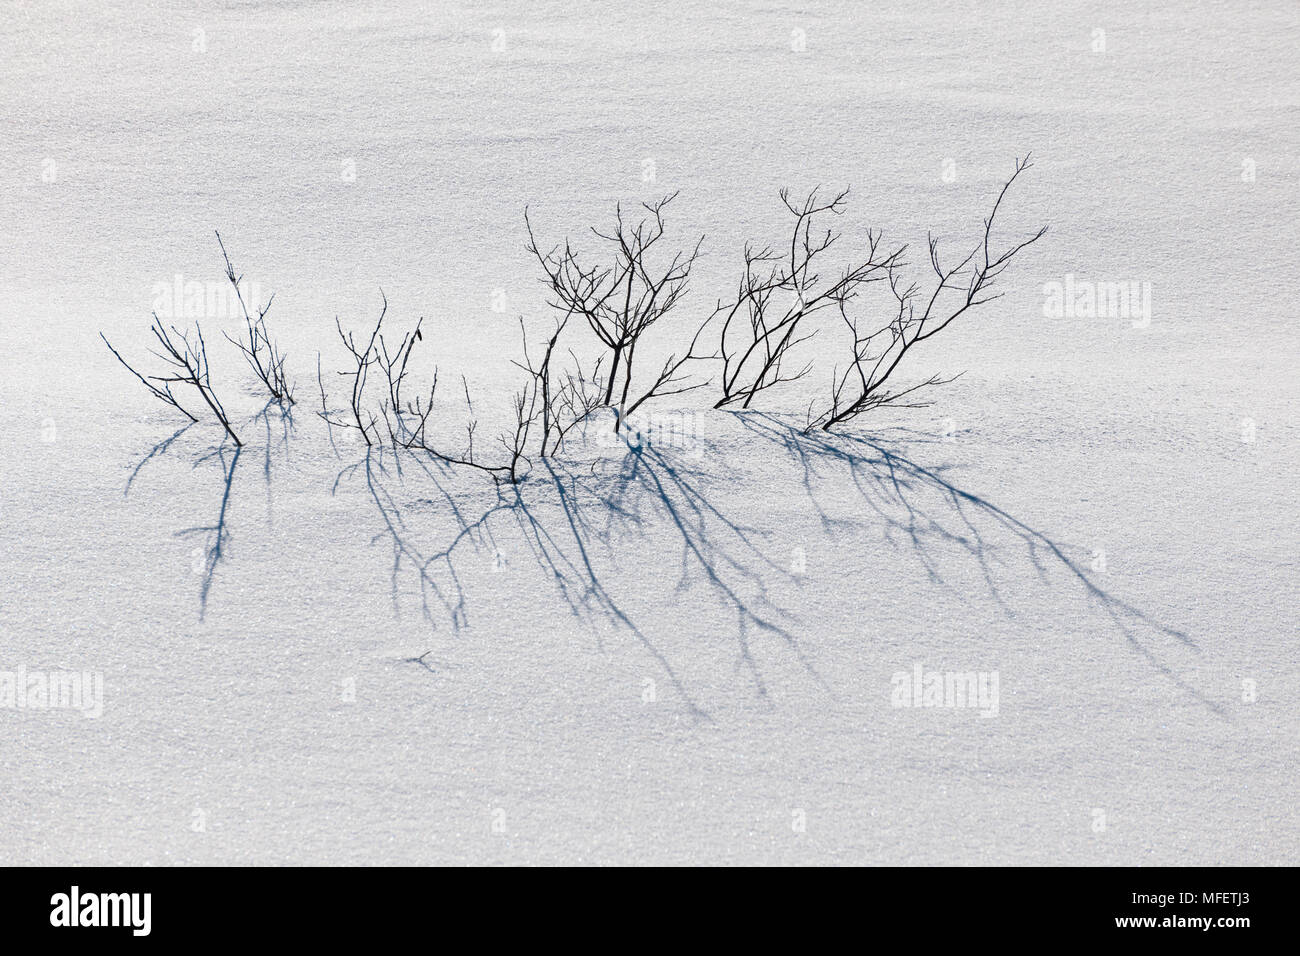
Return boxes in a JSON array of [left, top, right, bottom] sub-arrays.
[[173, 442, 242, 623], [124, 421, 196, 496], [730, 412, 1218, 715], [126, 404, 1216, 717], [332, 446, 728, 720], [327, 417, 846, 720], [125, 401, 294, 621]]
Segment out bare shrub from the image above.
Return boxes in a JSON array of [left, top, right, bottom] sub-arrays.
[[216, 232, 295, 406], [101, 331, 198, 423], [320, 303, 542, 484], [395, 318, 600, 485], [526, 193, 715, 430], [515, 314, 606, 458], [713, 188, 904, 410], [808, 155, 1047, 430], [398, 369, 527, 484], [376, 315, 423, 421], [110, 159, 1046, 473], [316, 294, 388, 446], [713, 157, 1045, 429], [101, 320, 242, 445]]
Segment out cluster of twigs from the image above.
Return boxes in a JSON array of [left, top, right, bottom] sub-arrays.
[[101, 321, 243, 446], [218, 232, 295, 407], [526, 193, 715, 431], [103, 157, 1046, 480], [711, 156, 1046, 429], [317, 299, 605, 484], [809, 156, 1047, 429], [101, 232, 298, 447]]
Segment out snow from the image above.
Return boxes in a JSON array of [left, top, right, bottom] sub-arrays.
[[1, 0, 1297, 864]]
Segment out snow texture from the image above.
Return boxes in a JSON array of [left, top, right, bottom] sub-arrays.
[[1, 0, 1297, 864]]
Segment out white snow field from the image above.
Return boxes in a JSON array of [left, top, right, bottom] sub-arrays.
[[1, 1, 1297, 864]]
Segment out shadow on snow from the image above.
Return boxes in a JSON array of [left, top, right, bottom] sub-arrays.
[[122, 407, 1214, 717]]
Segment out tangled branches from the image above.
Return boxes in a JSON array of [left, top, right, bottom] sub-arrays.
[[105, 157, 1046, 470]]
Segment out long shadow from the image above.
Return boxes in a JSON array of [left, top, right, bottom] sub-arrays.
[[126, 402, 293, 621], [332, 446, 480, 632], [589, 443, 827, 699], [255, 399, 296, 523], [731, 412, 1218, 714], [124, 421, 196, 496], [174, 442, 242, 622], [129, 406, 1214, 715], [334, 421, 849, 717], [338, 445, 737, 719]]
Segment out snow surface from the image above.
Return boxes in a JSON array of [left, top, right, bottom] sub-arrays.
[[1, 0, 1297, 864]]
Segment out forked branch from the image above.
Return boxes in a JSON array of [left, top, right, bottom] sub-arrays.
[[810, 155, 1047, 430]]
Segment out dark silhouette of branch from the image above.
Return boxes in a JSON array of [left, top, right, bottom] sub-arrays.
[[103, 319, 242, 445], [216, 232, 295, 406], [100, 331, 199, 422], [810, 155, 1047, 430], [526, 193, 713, 430], [714, 187, 904, 410], [317, 293, 387, 445]]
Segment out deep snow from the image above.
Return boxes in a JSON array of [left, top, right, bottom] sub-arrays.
[[1, 0, 1297, 864]]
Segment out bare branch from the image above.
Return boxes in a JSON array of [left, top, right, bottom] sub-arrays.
[[810, 155, 1047, 431]]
